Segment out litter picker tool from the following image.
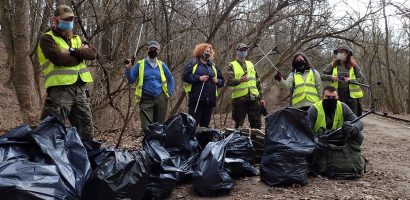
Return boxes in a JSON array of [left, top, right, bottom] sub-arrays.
[[194, 81, 206, 113], [124, 18, 149, 65]]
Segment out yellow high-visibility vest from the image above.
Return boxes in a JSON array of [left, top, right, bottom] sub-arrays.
[[291, 69, 320, 108], [184, 63, 218, 96], [37, 30, 93, 88], [135, 59, 169, 103], [231, 60, 259, 99], [313, 100, 344, 133], [331, 67, 364, 98]]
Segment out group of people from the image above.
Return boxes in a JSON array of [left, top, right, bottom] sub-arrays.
[[37, 5, 365, 146]]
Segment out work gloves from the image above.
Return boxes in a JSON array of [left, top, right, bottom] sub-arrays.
[[342, 121, 355, 135]]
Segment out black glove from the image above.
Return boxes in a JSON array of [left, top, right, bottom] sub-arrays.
[[342, 121, 354, 134], [273, 71, 283, 81]]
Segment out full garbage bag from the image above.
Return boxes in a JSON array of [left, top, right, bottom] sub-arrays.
[[143, 113, 200, 199], [82, 150, 151, 200], [260, 108, 315, 186], [0, 116, 92, 200], [192, 133, 235, 196], [225, 133, 259, 178]]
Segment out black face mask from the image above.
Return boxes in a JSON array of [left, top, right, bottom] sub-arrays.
[[202, 52, 211, 61], [293, 60, 306, 70], [148, 50, 158, 59], [322, 98, 337, 115]]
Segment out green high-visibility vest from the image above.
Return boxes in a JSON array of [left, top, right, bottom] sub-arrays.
[[313, 100, 344, 133], [291, 69, 320, 107], [184, 63, 218, 96], [231, 60, 259, 99], [331, 67, 364, 98], [135, 59, 169, 103], [37, 30, 93, 88]]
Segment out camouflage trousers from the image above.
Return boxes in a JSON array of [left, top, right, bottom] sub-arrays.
[[41, 84, 93, 141], [232, 97, 261, 129]]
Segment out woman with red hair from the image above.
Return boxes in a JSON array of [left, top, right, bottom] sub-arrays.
[[183, 43, 225, 127], [321, 44, 365, 116]]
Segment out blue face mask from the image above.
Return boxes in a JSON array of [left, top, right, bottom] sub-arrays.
[[57, 20, 74, 31], [237, 50, 248, 58]]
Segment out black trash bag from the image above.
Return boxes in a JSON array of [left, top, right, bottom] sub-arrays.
[[0, 116, 92, 200], [195, 127, 223, 149], [0, 160, 69, 200], [192, 133, 235, 197], [31, 117, 92, 197], [142, 114, 201, 199], [82, 140, 114, 170], [224, 133, 259, 178], [82, 150, 151, 200], [163, 113, 199, 153], [260, 108, 315, 186]]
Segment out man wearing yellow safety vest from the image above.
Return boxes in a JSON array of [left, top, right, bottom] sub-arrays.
[[37, 5, 97, 141], [227, 43, 265, 129], [307, 86, 364, 178], [274, 52, 322, 111], [125, 41, 175, 130], [321, 44, 365, 116]]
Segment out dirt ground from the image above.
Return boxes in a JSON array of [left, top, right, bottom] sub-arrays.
[[167, 116, 410, 200]]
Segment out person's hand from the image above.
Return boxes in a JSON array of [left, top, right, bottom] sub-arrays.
[[82, 43, 89, 48], [125, 59, 133, 69], [342, 121, 354, 134], [331, 76, 339, 81], [199, 75, 209, 82], [62, 48, 70, 54], [273, 72, 283, 81], [212, 77, 218, 84], [260, 99, 266, 107], [240, 75, 248, 83], [343, 77, 350, 83]]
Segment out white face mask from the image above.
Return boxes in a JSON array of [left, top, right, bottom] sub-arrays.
[[336, 52, 347, 61]]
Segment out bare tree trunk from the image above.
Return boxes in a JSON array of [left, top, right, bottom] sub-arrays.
[[12, 0, 40, 125], [0, 0, 14, 88], [407, 31, 410, 113], [382, 0, 400, 114]]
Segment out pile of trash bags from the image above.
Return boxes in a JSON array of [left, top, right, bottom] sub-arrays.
[[260, 108, 316, 186], [0, 117, 91, 200], [0, 113, 260, 199]]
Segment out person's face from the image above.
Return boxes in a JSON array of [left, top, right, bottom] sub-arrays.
[[323, 90, 339, 100], [337, 49, 348, 55], [295, 55, 305, 62], [204, 47, 211, 55], [148, 47, 159, 52]]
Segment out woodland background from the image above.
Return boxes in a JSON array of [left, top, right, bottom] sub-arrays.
[[0, 0, 409, 143]]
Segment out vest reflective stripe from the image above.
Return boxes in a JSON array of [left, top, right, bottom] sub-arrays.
[[184, 63, 219, 96], [331, 67, 364, 98], [37, 31, 93, 88], [291, 69, 320, 107], [45, 68, 90, 78], [231, 60, 259, 99], [134, 59, 169, 103], [313, 100, 344, 133]]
